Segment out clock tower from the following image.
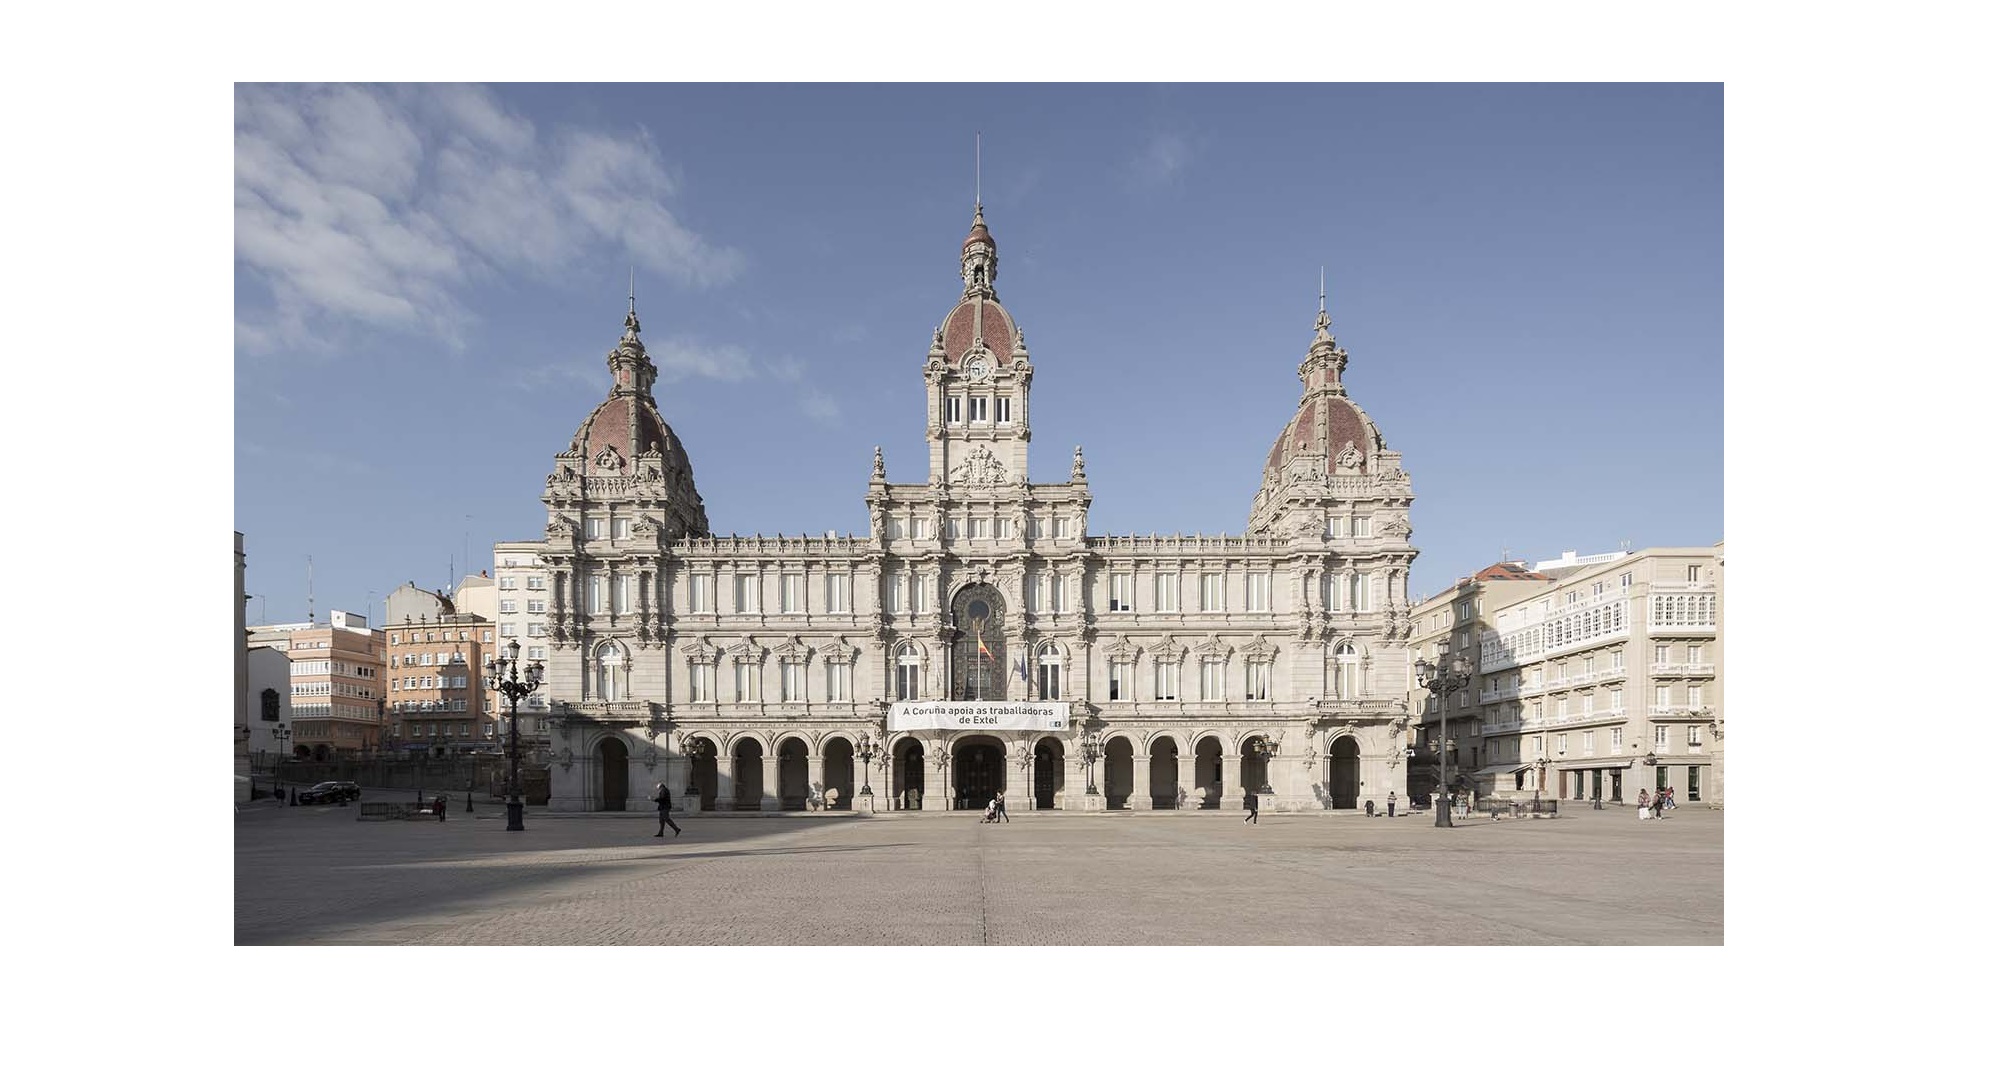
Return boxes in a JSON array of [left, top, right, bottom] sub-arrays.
[[925, 203, 1032, 489]]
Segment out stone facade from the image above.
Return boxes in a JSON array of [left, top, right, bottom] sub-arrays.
[[542, 209, 1421, 814]]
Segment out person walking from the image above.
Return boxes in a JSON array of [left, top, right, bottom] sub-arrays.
[[1665, 786, 1678, 813], [993, 791, 1010, 823], [653, 781, 681, 837], [434, 794, 447, 821], [1638, 791, 1652, 820], [1243, 789, 1259, 824]]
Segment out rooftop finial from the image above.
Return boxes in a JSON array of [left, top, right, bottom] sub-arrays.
[[628, 266, 636, 316], [1319, 266, 1326, 316]]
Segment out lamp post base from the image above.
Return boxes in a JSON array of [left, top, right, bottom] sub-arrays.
[[506, 799, 525, 831], [1435, 796, 1453, 827]]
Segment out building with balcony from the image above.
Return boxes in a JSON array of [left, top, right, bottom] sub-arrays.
[[247, 610, 386, 758], [534, 207, 1424, 813], [1411, 546, 1725, 806], [380, 585, 496, 757]]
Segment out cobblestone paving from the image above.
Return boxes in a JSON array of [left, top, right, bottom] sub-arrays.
[[235, 800, 1722, 945]]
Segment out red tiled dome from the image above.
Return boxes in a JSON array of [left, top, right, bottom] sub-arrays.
[[1264, 395, 1374, 477], [940, 297, 1016, 360]]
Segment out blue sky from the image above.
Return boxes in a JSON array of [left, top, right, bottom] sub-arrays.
[[234, 83, 1720, 624]]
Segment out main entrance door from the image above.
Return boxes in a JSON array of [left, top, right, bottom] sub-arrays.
[[954, 739, 1004, 810]]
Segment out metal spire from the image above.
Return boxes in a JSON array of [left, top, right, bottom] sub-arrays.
[[975, 131, 982, 210], [628, 266, 635, 315]]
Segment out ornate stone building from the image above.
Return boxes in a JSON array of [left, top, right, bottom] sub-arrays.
[[541, 208, 1421, 814]]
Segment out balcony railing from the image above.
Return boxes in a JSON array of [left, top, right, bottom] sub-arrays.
[[1648, 662, 1715, 677], [1647, 704, 1716, 720]]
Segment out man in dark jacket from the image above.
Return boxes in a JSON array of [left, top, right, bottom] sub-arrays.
[[653, 782, 681, 838], [1243, 790, 1259, 824]]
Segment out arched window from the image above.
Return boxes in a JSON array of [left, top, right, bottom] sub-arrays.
[[1334, 642, 1361, 698], [1037, 643, 1064, 700], [895, 642, 923, 701], [595, 643, 624, 701]]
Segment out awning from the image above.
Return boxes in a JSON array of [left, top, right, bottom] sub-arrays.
[[1553, 759, 1634, 771], [1473, 763, 1533, 777]]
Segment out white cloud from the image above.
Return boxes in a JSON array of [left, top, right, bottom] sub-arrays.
[[654, 338, 758, 383], [235, 84, 744, 354]]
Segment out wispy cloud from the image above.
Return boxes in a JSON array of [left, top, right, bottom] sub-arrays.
[[235, 84, 745, 355], [1129, 132, 1195, 189]]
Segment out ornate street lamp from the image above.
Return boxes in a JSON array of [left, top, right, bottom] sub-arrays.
[[1415, 637, 1474, 828], [1533, 755, 1549, 814], [678, 734, 710, 797], [1079, 733, 1103, 796], [856, 732, 882, 798], [1248, 734, 1278, 794], [485, 638, 544, 832]]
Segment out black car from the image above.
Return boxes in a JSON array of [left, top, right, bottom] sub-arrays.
[[299, 781, 362, 804]]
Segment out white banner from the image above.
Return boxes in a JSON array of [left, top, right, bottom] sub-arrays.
[[890, 701, 1070, 732]]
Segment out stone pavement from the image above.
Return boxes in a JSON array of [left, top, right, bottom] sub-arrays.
[[234, 798, 1722, 945]]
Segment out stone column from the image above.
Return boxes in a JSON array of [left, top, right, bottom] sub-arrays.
[[1223, 754, 1243, 809], [1178, 755, 1198, 809], [668, 753, 690, 811], [1012, 743, 1035, 815], [715, 756, 735, 813], [809, 754, 826, 808], [761, 755, 781, 811], [1131, 754, 1150, 811]]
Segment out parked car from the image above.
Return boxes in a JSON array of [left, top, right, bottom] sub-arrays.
[[299, 781, 362, 804]]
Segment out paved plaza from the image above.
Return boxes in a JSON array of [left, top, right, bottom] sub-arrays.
[[234, 796, 1722, 945]]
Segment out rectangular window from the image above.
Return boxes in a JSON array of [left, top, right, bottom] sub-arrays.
[[1687, 724, 1702, 746], [995, 397, 1012, 423], [687, 661, 713, 702], [613, 574, 634, 615], [1200, 660, 1223, 701], [1557, 734, 1567, 756], [689, 573, 713, 613], [1620, 572, 1633, 588], [1612, 648, 1624, 672], [970, 518, 989, 539], [1245, 660, 1271, 701], [1656, 684, 1671, 708], [613, 517, 631, 540], [499, 600, 519, 613], [970, 395, 988, 423], [526, 598, 546, 615], [1110, 573, 1134, 612], [1109, 661, 1133, 701], [1584, 731, 1595, 756], [1051, 575, 1067, 614], [1351, 516, 1371, 537], [588, 576, 607, 614], [1581, 691, 1594, 714], [1687, 564, 1702, 582], [1611, 686, 1625, 710], [1687, 766, 1702, 801], [1612, 727, 1624, 750], [1154, 573, 1178, 613], [1247, 571, 1271, 612], [1201, 572, 1223, 612], [825, 572, 849, 614], [946, 397, 963, 424], [1655, 643, 1670, 665], [1154, 661, 1178, 701], [1053, 517, 1070, 539], [895, 656, 921, 701], [527, 575, 546, 591], [826, 660, 852, 703], [734, 574, 757, 614], [781, 661, 805, 703], [735, 662, 759, 703], [1328, 516, 1347, 538], [526, 646, 546, 660], [499, 577, 517, 590], [499, 623, 516, 638], [781, 573, 805, 614], [1038, 657, 1062, 701], [1688, 685, 1704, 709], [585, 518, 607, 540], [889, 574, 908, 614], [1687, 644, 1703, 665], [1654, 725, 1669, 751], [913, 576, 929, 614]]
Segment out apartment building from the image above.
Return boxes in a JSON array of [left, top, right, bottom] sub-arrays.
[[491, 542, 553, 752], [380, 584, 496, 756], [247, 610, 385, 758]]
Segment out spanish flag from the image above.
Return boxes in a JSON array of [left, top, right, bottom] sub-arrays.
[[977, 632, 993, 660]]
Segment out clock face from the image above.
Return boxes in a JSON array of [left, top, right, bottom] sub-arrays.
[[967, 359, 990, 382]]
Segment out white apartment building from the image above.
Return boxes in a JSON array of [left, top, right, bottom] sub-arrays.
[[1412, 546, 1725, 806], [491, 541, 553, 752]]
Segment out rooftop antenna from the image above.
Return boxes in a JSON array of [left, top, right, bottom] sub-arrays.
[[1320, 266, 1326, 314], [975, 131, 981, 209], [306, 555, 314, 626], [628, 265, 635, 315]]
